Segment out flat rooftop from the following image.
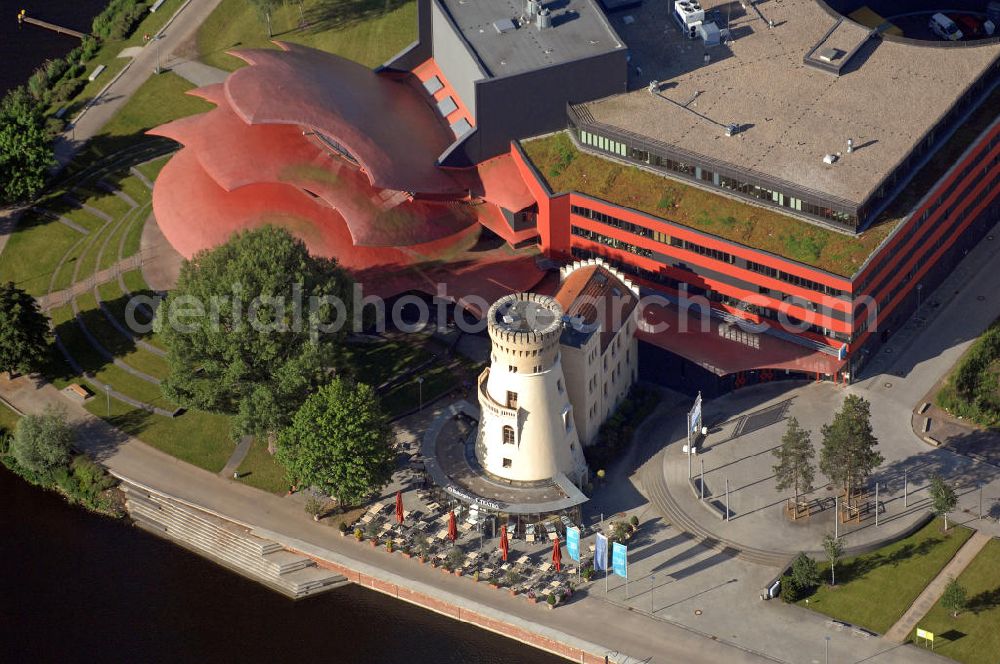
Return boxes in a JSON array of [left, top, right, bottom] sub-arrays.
[[581, 0, 999, 206], [438, 0, 624, 77]]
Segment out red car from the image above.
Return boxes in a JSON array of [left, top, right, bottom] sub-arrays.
[[951, 14, 983, 38]]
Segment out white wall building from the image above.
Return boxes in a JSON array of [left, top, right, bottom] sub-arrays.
[[475, 260, 639, 486], [555, 260, 639, 447], [476, 293, 588, 486]]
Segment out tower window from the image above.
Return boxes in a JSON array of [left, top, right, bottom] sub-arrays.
[[502, 458, 512, 468], [506, 391, 518, 408], [557, 379, 564, 394], [502, 425, 515, 444]]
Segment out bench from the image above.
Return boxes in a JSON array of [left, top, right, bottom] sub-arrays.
[[88, 65, 106, 82], [66, 384, 92, 401]]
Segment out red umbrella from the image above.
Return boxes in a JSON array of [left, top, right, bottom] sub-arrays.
[[499, 524, 509, 562], [448, 510, 458, 542], [551, 538, 562, 572], [395, 490, 404, 525]]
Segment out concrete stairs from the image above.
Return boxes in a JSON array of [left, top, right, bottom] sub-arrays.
[[639, 451, 793, 568], [121, 483, 348, 598]]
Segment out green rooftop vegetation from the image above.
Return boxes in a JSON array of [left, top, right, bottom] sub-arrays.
[[523, 86, 1000, 278], [522, 132, 887, 276], [197, 0, 417, 72]]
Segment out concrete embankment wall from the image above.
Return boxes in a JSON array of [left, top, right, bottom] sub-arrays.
[[116, 477, 624, 664]]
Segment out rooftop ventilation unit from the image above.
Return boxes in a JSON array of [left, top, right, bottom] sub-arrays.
[[537, 7, 552, 30], [674, 0, 704, 29], [494, 18, 516, 33]]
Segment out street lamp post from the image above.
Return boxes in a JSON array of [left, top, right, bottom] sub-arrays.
[[825, 636, 831, 664], [700, 459, 705, 501], [417, 376, 424, 412], [875, 482, 879, 527], [105, 384, 111, 417], [904, 468, 908, 508], [650, 574, 656, 615], [916, 283, 923, 312]]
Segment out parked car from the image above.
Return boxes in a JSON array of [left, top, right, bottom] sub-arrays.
[[929, 12, 964, 40], [951, 14, 983, 37]]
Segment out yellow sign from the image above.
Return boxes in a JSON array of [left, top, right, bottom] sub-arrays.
[[916, 628, 935, 642]]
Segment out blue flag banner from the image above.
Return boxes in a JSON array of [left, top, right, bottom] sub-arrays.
[[594, 533, 608, 571], [567, 526, 580, 562], [612, 541, 628, 578]]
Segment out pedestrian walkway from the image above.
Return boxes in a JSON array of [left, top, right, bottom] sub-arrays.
[[221, 436, 254, 479], [884, 529, 993, 643], [38, 254, 145, 311]]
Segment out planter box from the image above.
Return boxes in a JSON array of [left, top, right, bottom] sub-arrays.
[[527, 597, 537, 604], [508, 589, 519, 597], [454, 570, 463, 577], [402, 553, 412, 559]]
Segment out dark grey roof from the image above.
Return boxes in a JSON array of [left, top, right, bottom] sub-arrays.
[[438, 0, 624, 77]]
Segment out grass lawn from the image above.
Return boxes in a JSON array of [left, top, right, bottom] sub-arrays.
[[935, 318, 1000, 427], [197, 0, 416, 71], [0, 401, 21, 434], [50, 0, 187, 121], [134, 155, 172, 184], [67, 72, 213, 173], [342, 336, 442, 389], [0, 213, 81, 296], [85, 396, 233, 473], [796, 518, 973, 634], [379, 357, 478, 417], [236, 438, 289, 494], [907, 539, 1000, 664]]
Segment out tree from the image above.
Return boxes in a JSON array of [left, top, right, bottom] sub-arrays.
[[276, 378, 393, 506], [772, 417, 815, 516], [0, 86, 53, 204], [820, 395, 884, 506], [791, 552, 820, 591], [941, 578, 967, 617], [156, 226, 353, 439], [248, 0, 283, 37], [929, 475, 958, 530], [823, 534, 843, 586], [10, 406, 73, 476], [0, 281, 49, 375]]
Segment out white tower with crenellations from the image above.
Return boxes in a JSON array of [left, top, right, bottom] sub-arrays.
[[475, 293, 588, 486]]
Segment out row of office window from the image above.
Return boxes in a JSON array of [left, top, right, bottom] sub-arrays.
[[745, 261, 845, 297], [570, 226, 654, 258], [856, 145, 1000, 299], [571, 204, 843, 298], [574, 127, 858, 227], [569, 247, 850, 342], [579, 130, 627, 158]]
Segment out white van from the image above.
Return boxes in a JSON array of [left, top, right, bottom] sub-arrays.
[[929, 13, 964, 41]]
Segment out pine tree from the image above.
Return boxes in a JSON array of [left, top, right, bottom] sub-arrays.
[[773, 417, 815, 516], [820, 395, 884, 506]]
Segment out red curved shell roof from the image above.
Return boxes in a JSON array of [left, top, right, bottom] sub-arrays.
[[150, 92, 479, 247], [147, 42, 546, 305], [225, 42, 462, 195]]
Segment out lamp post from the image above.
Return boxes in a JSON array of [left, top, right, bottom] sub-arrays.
[[105, 384, 111, 417], [418, 376, 424, 412], [650, 574, 656, 615], [700, 459, 705, 501], [144, 33, 163, 74], [825, 636, 830, 664], [916, 283, 923, 312], [904, 468, 908, 508]]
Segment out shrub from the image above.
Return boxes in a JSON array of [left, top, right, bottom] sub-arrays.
[[354, 527, 364, 541], [10, 407, 73, 477], [582, 565, 595, 581], [504, 569, 521, 587], [610, 520, 629, 544], [446, 546, 465, 570], [338, 521, 349, 533], [304, 497, 324, 516], [780, 576, 800, 603], [547, 593, 557, 606], [629, 515, 639, 528], [791, 552, 820, 593]]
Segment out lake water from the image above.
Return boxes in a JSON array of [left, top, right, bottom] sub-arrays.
[[0, 465, 561, 662], [0, 0, 110, 96]]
